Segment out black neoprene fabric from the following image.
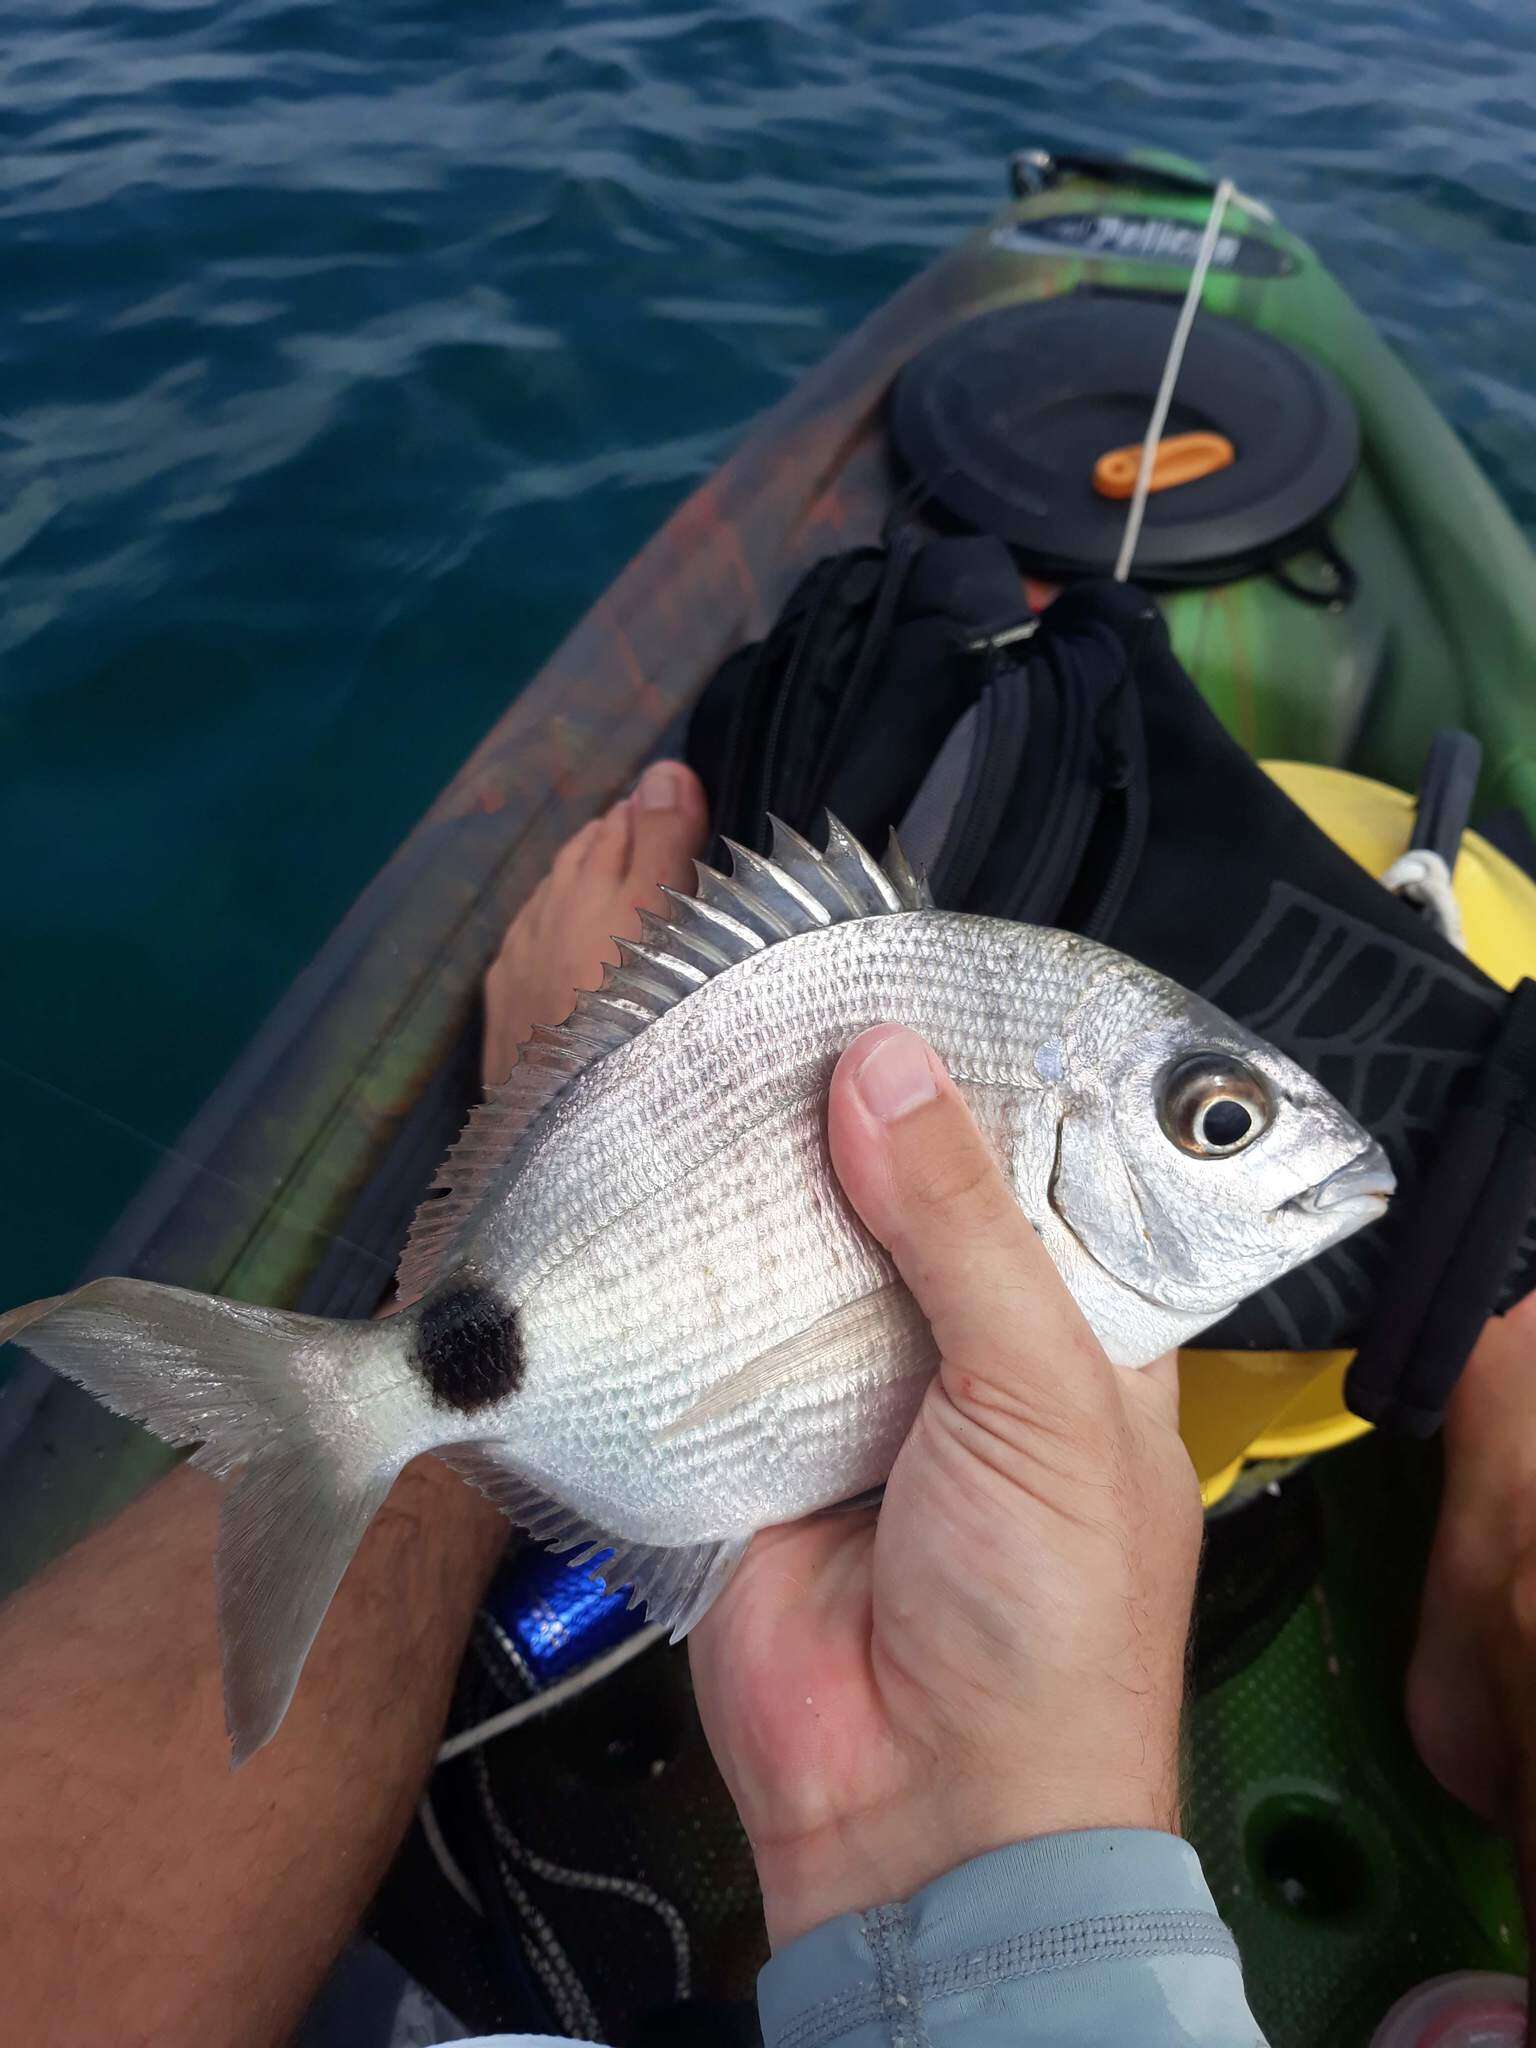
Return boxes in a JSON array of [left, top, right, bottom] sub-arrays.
[[686, 548, 1536, 1415]]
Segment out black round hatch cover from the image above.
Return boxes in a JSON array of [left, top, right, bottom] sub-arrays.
[[889, 292, 1360, 584]]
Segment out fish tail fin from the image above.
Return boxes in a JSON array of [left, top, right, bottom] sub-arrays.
[[0, 1278, 413, 1764]]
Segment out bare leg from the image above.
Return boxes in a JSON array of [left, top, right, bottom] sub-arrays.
[[0, 1460, 506, 2048], [0, 762, 709, 2048], [1407, 1290, 1536, 1920]]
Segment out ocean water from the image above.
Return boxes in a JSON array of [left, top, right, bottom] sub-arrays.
[[2, 0, 1535, 1313]]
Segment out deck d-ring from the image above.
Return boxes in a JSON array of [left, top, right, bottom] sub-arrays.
[[1272, 528, 1359, 609]]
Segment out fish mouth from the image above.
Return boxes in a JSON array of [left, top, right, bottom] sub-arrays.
[[1286, 1141, 1395, 1225]]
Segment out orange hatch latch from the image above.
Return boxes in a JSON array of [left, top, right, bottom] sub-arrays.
[[1093, 430, 1236, 501]]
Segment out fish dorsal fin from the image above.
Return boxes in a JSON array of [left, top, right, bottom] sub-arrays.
[[393, 1052, 588, 1309], [393, 816, 927, 1306]]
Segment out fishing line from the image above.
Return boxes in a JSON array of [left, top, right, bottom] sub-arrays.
[[0, 1049, 396, 1278], [435, 1623, 666, 1765], [1113, 175, 1236, 583]]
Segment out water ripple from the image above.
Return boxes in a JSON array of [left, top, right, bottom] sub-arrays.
[[1, 0, 1534, 1299]]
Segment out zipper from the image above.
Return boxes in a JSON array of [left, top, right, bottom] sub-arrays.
[[713, 629, 784, 851], [1078, 771, 1140, 940], [1079, 624, 1153, 941], [817, 528, 919, 781], [1003, 653, 1092, 921], [931, 685, 1016, 906], [746, 548, 882, 836]]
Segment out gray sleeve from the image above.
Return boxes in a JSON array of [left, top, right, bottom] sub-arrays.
[[756, 1829, 1268, 2048]]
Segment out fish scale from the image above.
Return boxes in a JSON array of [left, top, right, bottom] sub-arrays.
[[0, 817, 1392, 1761], [497, 914, 1101, 1293]]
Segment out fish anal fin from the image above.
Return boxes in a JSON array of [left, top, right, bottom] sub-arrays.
[[434, 1443, 749, 1640], [653, 1283, 937, 1445]]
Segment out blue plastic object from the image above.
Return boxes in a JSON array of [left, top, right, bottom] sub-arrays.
[[482, 1546, 647, 1688]]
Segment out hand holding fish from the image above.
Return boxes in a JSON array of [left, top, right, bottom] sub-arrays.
[[0, 816, 1388, 1763], [0, 793, 1390, 2046], [690, 1024, 1204, 1949]]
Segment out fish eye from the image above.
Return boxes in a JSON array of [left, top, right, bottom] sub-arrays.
[[1159, 1053, 1273, 1158]]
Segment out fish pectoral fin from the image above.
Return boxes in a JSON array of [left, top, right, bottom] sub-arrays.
[[434, 1442, 749, 1640], [816, 1483, 887, 1518], [652, 1282, 937, 1446]]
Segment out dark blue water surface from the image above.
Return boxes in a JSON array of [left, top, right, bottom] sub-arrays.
[[2, 0, 1535, 1311]]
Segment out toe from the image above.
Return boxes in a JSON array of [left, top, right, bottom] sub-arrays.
[[557, 812, 618, 885], [627, 760, 710, 897], [479, 762, 710, 1087]]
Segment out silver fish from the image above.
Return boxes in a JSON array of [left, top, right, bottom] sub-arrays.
[[0, 818, 1392, 1760]]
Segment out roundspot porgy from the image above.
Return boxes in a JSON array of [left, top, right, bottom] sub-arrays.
[[0, 818, 1393, 1761]]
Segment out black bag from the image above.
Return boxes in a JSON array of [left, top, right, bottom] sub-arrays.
[[691, 531, 1149, 934], [686, 538, 1536, 1433]]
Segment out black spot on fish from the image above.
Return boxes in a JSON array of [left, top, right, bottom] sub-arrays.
[[417, 1282, 524, 1413]]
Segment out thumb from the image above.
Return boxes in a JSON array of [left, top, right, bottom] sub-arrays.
[[827, 1024, 1115, 1442]]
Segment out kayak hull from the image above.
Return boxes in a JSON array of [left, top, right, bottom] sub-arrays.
[[4, 148, 1531, 2033]]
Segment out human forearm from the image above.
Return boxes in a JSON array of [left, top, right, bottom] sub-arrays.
[[0, 1455, 505, 2048]]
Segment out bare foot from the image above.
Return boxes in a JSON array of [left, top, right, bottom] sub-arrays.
[[481, 759, 710, 1087]]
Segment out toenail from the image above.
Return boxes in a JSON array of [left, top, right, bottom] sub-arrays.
[[637, 761, 686, 811]]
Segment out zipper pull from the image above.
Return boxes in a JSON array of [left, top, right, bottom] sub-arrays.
[[1099, 741, 1132, 793], [1094, 664, 1137, 792], [964, 616, 1039, 657]]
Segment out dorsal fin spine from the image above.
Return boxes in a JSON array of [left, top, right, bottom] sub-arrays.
[[694, 863, 794, 942], [766, 815, 866, 916], [617, 938, 709, 990], [663, 884, 765, 958], [880, 829, 932, 910], [606, 951, 690, 1008], [824, 816, 904, 912], [721, 839, 834, 930], [638, 907, 734, 976], [593, 968, 662, 1015], [574, 992, 657, 1035]]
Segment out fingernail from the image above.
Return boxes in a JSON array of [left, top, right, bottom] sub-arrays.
[[637, 761, 684, 811], [854, 1028, 938, 1123]]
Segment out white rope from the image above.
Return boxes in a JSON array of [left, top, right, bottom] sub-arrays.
[[1381, 848, 1466, 950], [434, 1622, 665, 1765], [472, 1749, 694, 2004], [1113, 176, 1237, 583], [419, 1787, 485, 1915], [471, 1751, 605, 2042]]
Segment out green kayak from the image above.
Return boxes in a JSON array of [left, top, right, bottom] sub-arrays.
[[5, 146, 1534, 2042]]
